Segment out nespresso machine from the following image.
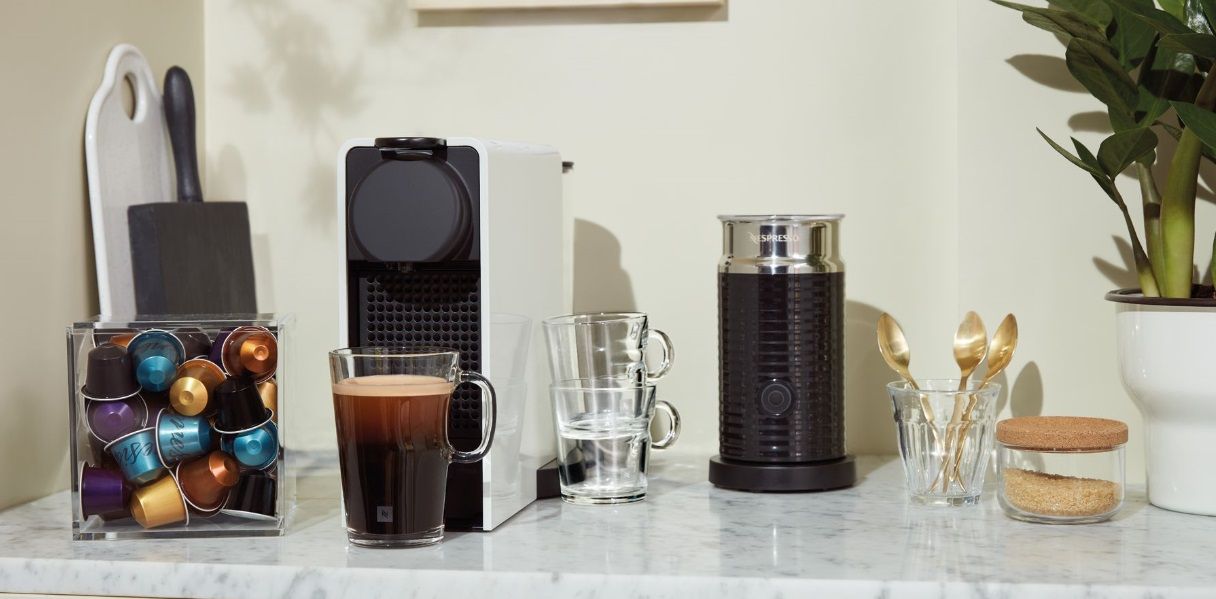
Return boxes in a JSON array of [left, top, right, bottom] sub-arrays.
[[709, 215, 856, 492], [337, 136, 563, 530]]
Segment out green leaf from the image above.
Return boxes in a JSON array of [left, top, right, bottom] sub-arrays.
[[1105, 0, 1192, 33], [1066, 38, 1141, 116], [1171, 100, 1216, 148], [990, 0, 1112, 45], [1074, 137, 1124, 198], [1039, 128, 1104, 175], [1160, 0, 1185, 22], [1098, 128, 1159, 174], [1159, 32, 1216, 56], [1049, 0, 1114, 25], [1112, 5, 1160, 67]]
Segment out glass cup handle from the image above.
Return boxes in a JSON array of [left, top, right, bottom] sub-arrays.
[[650, 400, 681, 449], [645, 329, 675, 381], [450, 372, 497, 464]]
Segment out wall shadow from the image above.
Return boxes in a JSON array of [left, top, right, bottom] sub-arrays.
[[843, 300, 897, 455], [1006, 54, 1085, 93], [1092, 235, 1140, 290], [417, 3, 727, 27], [572, 218, 636, 312], [1009, 360, 1044, 417]]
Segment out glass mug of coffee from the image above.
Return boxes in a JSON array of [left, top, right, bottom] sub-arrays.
[[328, 348, 496, 547]]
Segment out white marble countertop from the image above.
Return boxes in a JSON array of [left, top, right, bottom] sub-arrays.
[[2, 452, 1215, 598]]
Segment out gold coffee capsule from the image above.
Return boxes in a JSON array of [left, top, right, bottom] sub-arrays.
[[130, 474, 189, 528], [170, 358, 226, 416], [257, 380, 278, 421]]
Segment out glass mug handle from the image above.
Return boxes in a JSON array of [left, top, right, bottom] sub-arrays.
[[650, 399, 681, 449], [450, 371, 498, 464], [645, 329, 675, 381]]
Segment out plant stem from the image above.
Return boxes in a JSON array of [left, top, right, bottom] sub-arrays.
[[1137, 162, 1166, 288], [1160, 63, 1216, 298], [1108, 183, 1161, 295], [1161, 130, 1201, 297]]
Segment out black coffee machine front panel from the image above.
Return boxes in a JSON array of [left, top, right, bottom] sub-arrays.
[[344, 137, 487, 530]]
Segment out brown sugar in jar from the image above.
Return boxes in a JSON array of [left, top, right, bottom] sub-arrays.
[[996, 416, 1127, 524]]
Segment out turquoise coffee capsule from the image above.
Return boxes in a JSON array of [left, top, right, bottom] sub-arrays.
[[155, 408, 213, 466], [221, 422, 278, 470], [104, 427, 164, 485], [127, 330, 186, 392]]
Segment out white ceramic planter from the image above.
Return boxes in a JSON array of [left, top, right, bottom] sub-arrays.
[[1109, 288, 1216, 516]]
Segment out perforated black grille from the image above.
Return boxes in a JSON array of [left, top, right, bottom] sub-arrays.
[[353, 265, 482, 436], [718, 271, 844, 462]]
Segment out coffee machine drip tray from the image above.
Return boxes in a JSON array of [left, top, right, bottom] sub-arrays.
[[708, 455, 856, 492]]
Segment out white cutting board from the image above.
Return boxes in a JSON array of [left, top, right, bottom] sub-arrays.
[[85, 44, 172, 318]]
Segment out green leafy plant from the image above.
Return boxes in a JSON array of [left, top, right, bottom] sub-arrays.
[[994, 0, 1216, 297]]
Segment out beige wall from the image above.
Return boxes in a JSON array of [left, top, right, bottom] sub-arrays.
[[203, 0, 961, 457], [0, 0, 203, 510]]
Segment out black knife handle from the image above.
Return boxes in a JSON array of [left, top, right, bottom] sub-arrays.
[[164, 66, 202, 203]]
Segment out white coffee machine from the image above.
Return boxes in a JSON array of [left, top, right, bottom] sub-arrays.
[[336, 136, 563, 530]]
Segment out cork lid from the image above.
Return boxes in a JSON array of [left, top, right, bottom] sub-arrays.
[[996, 416, 1128, 451]]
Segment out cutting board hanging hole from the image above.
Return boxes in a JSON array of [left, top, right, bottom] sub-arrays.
[[120, 74, 137, 120]]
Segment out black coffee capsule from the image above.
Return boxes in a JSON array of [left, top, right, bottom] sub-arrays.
[[213, 376, 272, 434], [82, 344, 141, 400], [174, 327, 213, 359], [221, 472, 277, 520]]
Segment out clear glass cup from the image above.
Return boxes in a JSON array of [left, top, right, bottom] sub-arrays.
[[887, 379, 1000, 506], [550, 379, 680, 504], [542, 313, 674, 384], [328, 348, 496, 547]]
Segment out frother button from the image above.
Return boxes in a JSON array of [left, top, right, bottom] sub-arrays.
[[759, 381, 794, 416]]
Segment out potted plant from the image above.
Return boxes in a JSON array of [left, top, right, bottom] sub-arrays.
[[993, 0, 1216, 515]]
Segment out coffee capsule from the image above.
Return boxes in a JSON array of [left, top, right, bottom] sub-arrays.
[[221, 422, 278, 470], [81, 343, 141, 400], [174, 327, 213, 359], [221, 472, 277, 520], [142, 390, 171, 416], [130, 473, 190, 528], [86, 394, 149, 443], [92, 328, 136, 348], [176, 451, 240, 511], [155, 408, 213, 466], [220, 326, 277, 383], [79, 463, 131, 520], [257, 380, 277, 421], [127, 330, 186, 392], [208, 328, 235, 371], [170, 358, 226, 416], [213, 376, 272, 434], [104, 427, 164, 485]]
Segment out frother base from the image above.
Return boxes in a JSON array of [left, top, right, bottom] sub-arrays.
[[708, 455, 856, 492]]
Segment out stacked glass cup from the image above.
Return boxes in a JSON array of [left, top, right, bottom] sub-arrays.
[[542, 313, 681, 504]]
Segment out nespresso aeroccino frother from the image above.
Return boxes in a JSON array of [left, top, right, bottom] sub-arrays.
[[709, 215, 856, 492]]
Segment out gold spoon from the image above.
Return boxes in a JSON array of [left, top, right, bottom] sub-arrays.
[[877, 314, 944, 476], [950, 314, 1019, 483], [876, 313, 919, 390], [953, 311, 988, 391], [940, 311, 987, 491]]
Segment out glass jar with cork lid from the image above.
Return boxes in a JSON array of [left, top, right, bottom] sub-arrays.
[[996, 416, 1127, 524]]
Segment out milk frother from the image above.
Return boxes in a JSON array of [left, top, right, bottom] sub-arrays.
[[709, 215, 856, 491]]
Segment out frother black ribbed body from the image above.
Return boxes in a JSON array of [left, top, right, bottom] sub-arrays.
[[709, 215, 856, 492]]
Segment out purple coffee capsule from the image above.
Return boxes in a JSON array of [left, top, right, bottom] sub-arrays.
[[79, 463, 131, 520], [86, 394, 149, 443], [208, 328, 235, 373]]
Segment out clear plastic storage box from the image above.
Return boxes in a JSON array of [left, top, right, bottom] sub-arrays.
[[67, 315, 293, 540]]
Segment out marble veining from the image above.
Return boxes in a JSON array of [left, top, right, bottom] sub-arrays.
[[1, 452, 1215, 598]]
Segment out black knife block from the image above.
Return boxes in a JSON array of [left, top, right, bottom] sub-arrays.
[[128, 202, 257, 315]]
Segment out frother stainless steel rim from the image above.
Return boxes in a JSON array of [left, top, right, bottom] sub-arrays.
[[717, 214, 844, 222], [719, 213, 844, 275]]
